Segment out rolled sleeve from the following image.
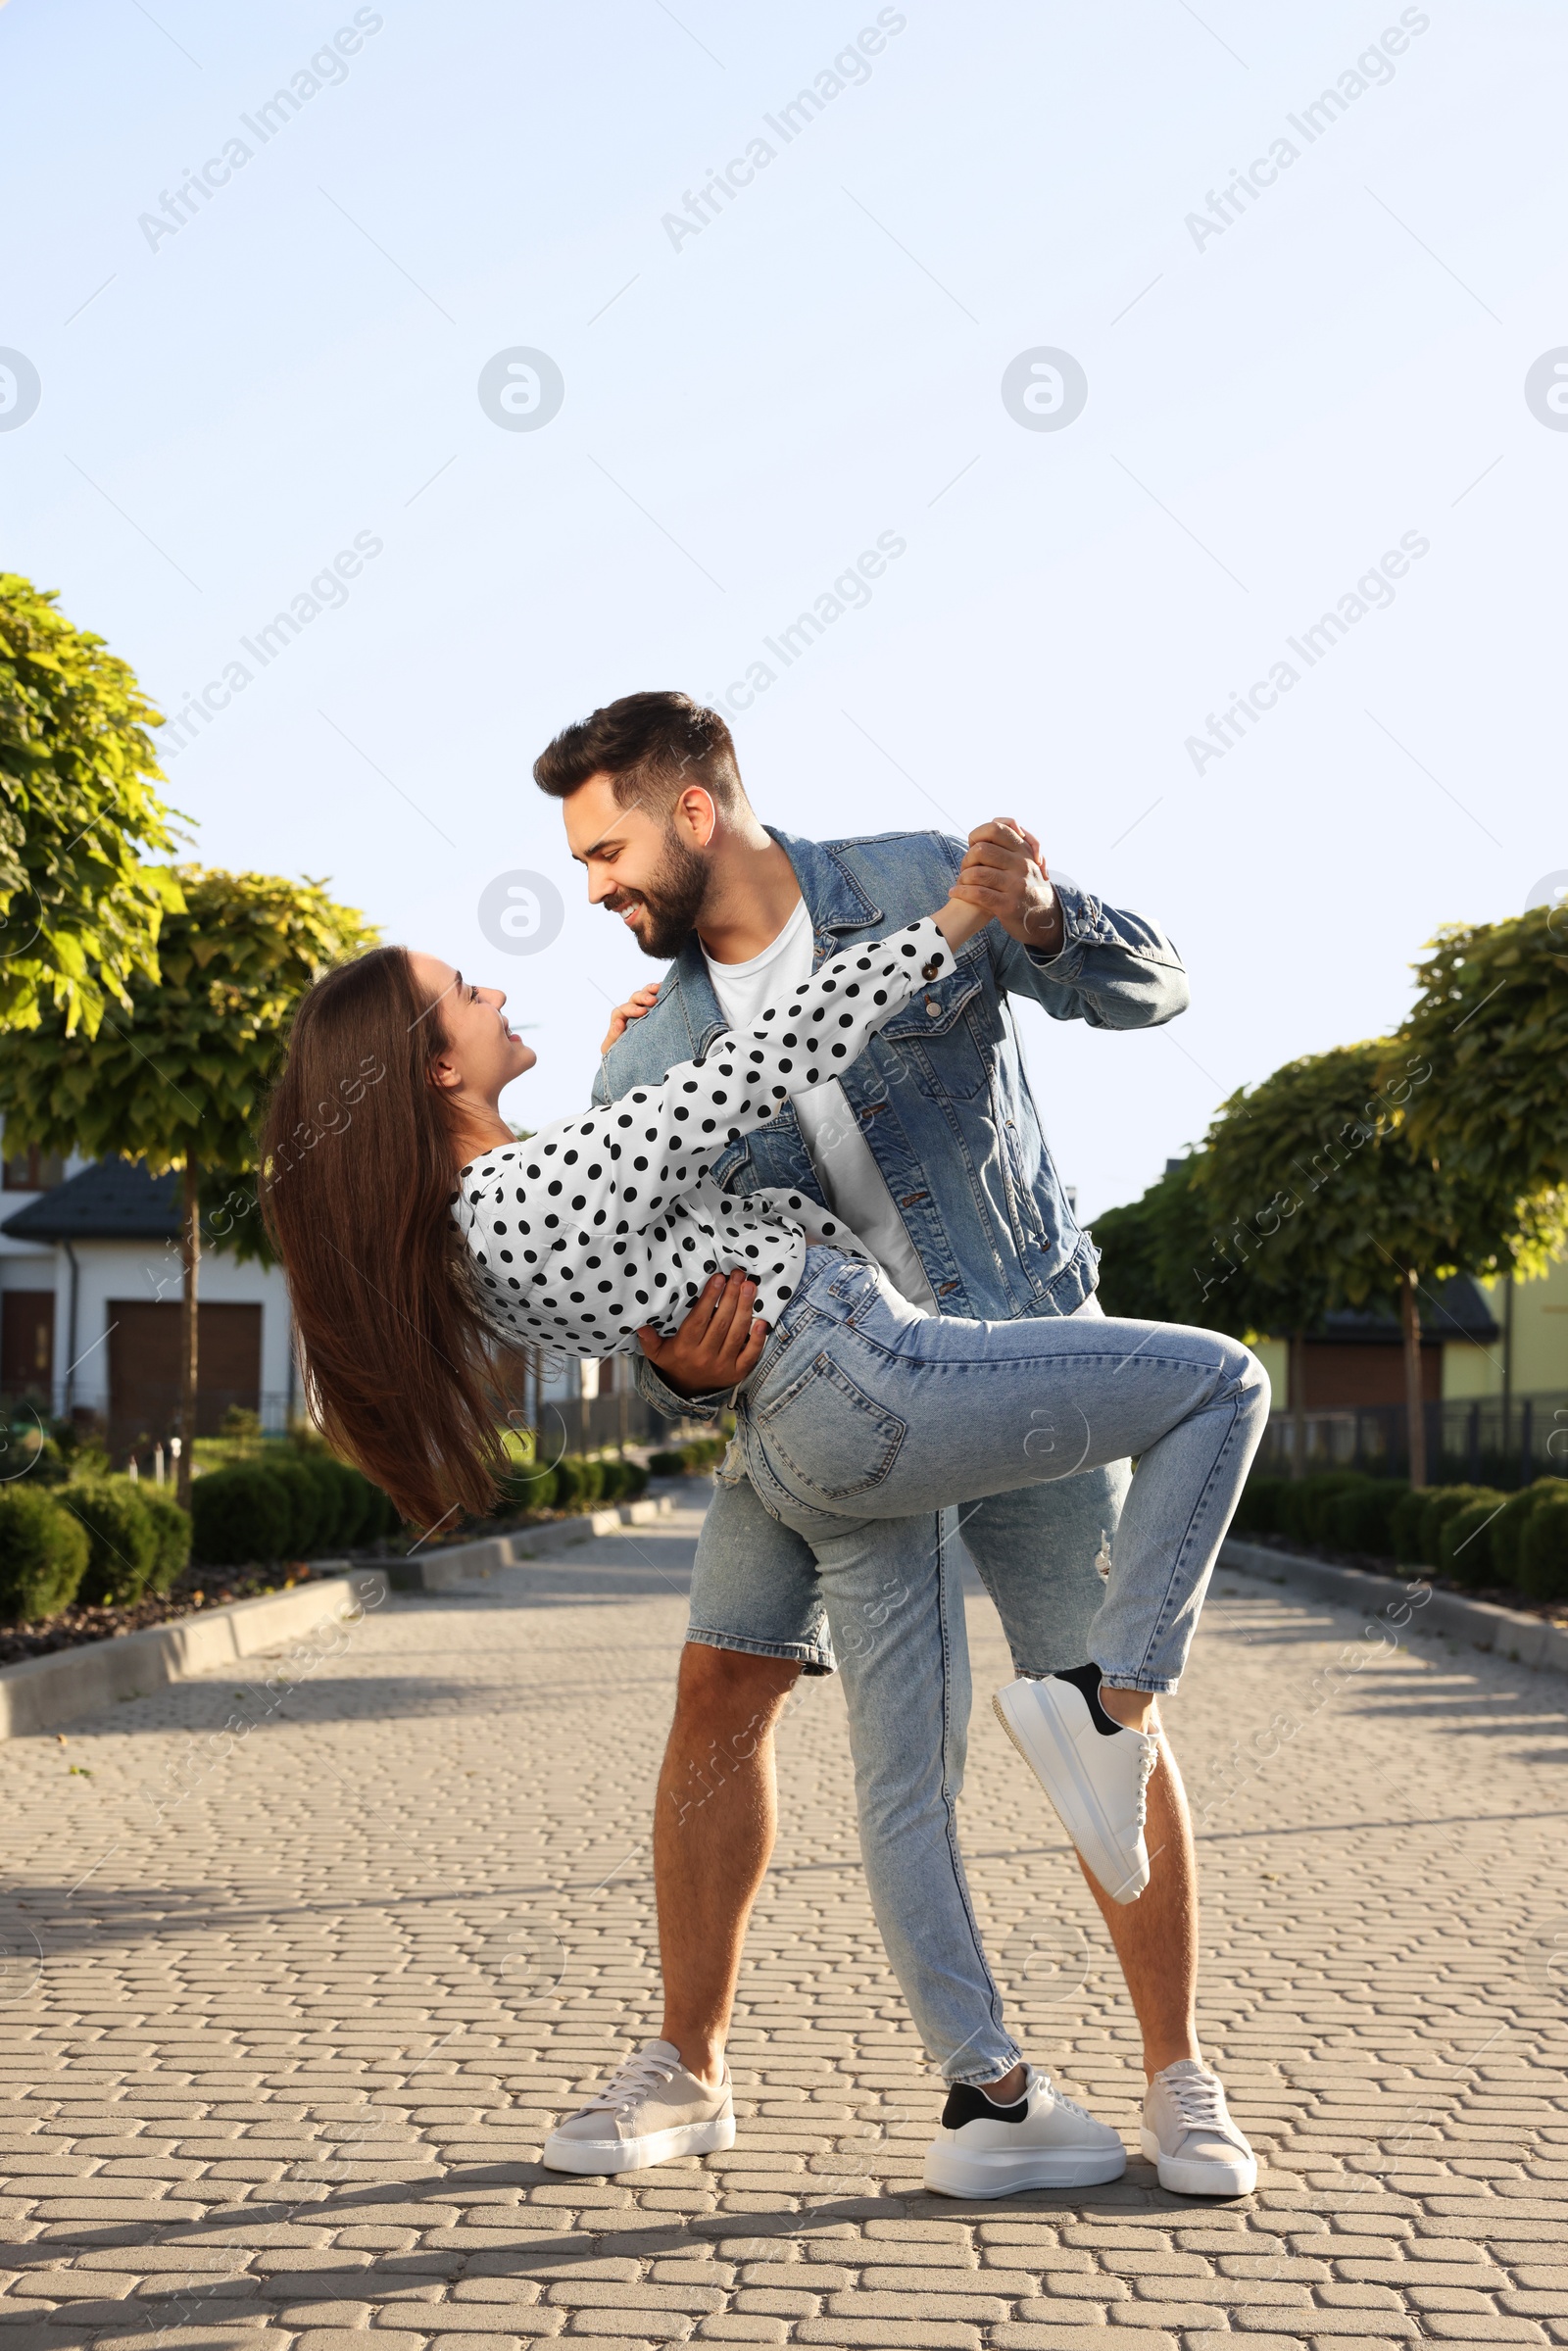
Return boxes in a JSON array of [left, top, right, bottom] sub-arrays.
[[1000, 882, 1189, 1030], [634, 1353, 731, 1423]]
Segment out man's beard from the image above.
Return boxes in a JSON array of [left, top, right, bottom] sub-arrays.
[[612, 828, 710, 960]]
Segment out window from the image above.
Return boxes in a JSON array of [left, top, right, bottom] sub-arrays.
[[2, 1148, 67, 1192]]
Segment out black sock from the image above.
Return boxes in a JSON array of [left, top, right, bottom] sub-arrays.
[[941, 2078, 1030, 2129], [1052, 1660, 1123, 1736]]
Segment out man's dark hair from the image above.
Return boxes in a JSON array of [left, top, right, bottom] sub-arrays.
[[532, 690, 743, 816]]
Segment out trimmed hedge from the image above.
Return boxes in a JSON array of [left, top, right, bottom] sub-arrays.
[[1519, 1494, 1568, 1604], [268, 1458, 332, 1557], [1280, 1471, 1369, 1547], [140, 1487, 192, 1591], [1233, 1474, 1288, 1537], [1391, 1486, 1435, 1569], [1418, 1484, 1497, 1570], [495, 1452, 648, 1518], [190, 1465, 292, 1569], [596, 1457, 650, 1503], [563, 1456, 607, 1510], [0, 1487, 90, 1622], [1437, 1492, 1507, 1586], [68, 1480, 160, 1606], [1233, 1462, 1568, 1589], [649, 1437, 729, 1476], [501, 1460, 558, 1513], [1328, 1478, 1408, 1558], [1490, 1480, 1565, 1587], [189, 1451, 398, 1568]]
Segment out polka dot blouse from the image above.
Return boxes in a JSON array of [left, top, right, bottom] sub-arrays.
[[452, 917, 957, 1361]]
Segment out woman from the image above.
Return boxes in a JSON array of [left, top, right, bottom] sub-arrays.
[[263, 876, 1268, 1906]]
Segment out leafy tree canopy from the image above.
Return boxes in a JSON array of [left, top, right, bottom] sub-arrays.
[[1191, 1039, 1463, 1318], [1395, 906, 1568, 1265], [0, 866, 376, 1179], [1091, 1156, 1288, 1340], [0, 573, 183, 1037]]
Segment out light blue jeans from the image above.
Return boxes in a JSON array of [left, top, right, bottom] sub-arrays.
[[725, 1247, 1270, 2079]]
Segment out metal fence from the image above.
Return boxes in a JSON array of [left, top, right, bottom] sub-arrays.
[[528, 1388, 688, 1456], [1258, 1391, 1568, 1488]]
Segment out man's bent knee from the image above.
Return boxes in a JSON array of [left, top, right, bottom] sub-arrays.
[[661, 1647, 801, 1833], [673, 1641, 801, 1739]]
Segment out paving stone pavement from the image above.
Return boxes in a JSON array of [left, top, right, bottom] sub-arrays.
[[2, 1487, 1565, 2351]]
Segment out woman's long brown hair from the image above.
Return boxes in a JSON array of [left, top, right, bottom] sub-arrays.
[[261, 947, 505, 1532]]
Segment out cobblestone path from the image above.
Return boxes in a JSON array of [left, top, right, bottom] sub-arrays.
[[2, 1490, 1564, 2351]]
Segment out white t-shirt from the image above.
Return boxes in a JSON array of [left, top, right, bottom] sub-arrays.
[[704, 898, 939, 1311]]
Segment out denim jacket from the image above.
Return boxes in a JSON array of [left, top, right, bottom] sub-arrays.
[[592, 828, 1189, 1419]]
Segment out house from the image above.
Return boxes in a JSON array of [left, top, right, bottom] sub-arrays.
[[1, 1151, 295, 1462], [1250, 1260, 1567, 1410]]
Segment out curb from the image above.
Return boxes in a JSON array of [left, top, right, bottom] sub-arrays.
[[1220, 1537, 1568, 1677], [388, 1492, 679, 1592], [0, 1567, 390, 1741]]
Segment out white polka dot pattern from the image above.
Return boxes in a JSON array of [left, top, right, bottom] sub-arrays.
[[450, 917, 956, 1360]]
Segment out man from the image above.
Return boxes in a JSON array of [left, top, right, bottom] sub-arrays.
[[529, 690, 1255, 2199]]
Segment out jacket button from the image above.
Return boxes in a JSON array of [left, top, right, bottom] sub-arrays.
[[924, 999, 941, 1018]]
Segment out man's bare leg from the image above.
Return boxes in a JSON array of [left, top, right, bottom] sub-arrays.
[[653, 1641, 801, 2087], [1080, 1693, 1201, 2082]]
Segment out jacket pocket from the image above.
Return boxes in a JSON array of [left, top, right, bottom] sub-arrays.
[[755, 1351, 906, 1500], [879, 964, 990, 1099]]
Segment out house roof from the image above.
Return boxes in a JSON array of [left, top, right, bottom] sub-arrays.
[[1312, 1273, 1500, 1347], [0, 1158, 180, 1242]]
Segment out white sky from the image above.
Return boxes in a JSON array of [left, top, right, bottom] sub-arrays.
[[4, 0, 1564, 1219]]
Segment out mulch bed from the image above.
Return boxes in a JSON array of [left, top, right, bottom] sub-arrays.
[[0, 1561, 344, 1670], [1241, 1528, 1568, 1629]]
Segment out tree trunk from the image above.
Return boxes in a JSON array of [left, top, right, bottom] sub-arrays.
[[178, 1158, 200, 1508], [1290, 1328, 1308, 1481], [1400, 1266, 1427, 1489]]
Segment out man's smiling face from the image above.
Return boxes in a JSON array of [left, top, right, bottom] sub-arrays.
[[562, 770, 711, 959]]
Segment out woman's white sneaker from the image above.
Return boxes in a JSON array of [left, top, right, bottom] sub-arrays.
[[993, 1667, 1157, 1904], [923, 2067, 1127, 2198], [1140, 2060, 1256, 2196], [542, 2040, 735, 2174]]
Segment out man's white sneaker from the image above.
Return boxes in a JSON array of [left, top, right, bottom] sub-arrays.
[[1141, 2060, 1256, 2196], [542, 2039, 735, 2175], [923, 2067, 1127, 2198], [993, 1667, 1157, 1904]]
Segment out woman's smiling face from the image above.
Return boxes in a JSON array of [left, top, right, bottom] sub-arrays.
[[409, 952, 537, 1103]]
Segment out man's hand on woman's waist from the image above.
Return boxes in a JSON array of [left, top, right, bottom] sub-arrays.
[[638, 1269, 768, 1397]]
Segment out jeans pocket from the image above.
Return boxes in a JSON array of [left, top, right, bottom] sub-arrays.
[[755, 1350, 906, 1501]]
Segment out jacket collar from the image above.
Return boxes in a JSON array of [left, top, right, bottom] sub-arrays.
[[767, 826, 884, 934], [669, 827, 884, 1054]]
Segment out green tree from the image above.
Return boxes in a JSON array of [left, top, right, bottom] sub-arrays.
[[1396, 906, 1568, 1249], [1394, 906, 1568, 1438], [0, 868, 375, 1499], [1, 574, 183, 1036], [1095, 1148, 1332, 1478], [1195, 1038, 1564, 1488]]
